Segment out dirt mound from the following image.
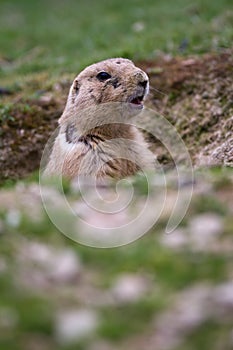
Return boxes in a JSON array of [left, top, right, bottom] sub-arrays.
[[0, 50, 232, 183], [0, 98, 63, 183], [140, 49, 233, 166]]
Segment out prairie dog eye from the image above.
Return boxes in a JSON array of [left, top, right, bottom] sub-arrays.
[[96, 71, 112, 81]]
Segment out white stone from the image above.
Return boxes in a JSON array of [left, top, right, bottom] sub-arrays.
[[5, 209, 21, 227], [189, 213, 223, 249], [55, 309, 98, 344], [49, 248, 81, 282], [132, 21, 145, 32], [152, 285, 211, 350], [26, 242, 52, 263], [25, 242, 81, 283], [212, 282, 233, 309], [111, 274, 149, 303], [160, 229, 188, 249]]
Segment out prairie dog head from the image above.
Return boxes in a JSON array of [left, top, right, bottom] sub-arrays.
[[59, 58, 149, 126]]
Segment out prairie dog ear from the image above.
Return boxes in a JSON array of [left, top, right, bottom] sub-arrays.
[[58, 78, 80, 125], [72, 79, 80, 95], [66, 77, 80, 103], [70, 78, 80, 105]]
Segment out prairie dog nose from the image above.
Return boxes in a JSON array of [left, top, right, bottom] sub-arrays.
[[138, 79, 148, 88], [134, 70, 149, 87]]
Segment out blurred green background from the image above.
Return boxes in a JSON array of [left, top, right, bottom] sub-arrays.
[[0, 1, 233, 350], [0, 0, 232, 78]]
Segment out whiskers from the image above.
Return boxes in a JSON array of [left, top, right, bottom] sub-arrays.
[[148, 86, 168, 98]]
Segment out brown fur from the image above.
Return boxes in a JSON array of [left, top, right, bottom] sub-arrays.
[[44, 58, 155, 179]]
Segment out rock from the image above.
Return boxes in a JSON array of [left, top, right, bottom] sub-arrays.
[[132, 21, 145, 32], [212, 282, 233, 311], [22, 242, 81, 284], [50, 248, 81, 283], [5, 209, 21, 227], [151, 285, 211, 350], [0, 87, 12, 95], [55, 309, 98, 344], [38, 94, 54, 104], [182, 58, 196, 66], [160, 228, 188, 249], [0, 184, 43, 223], [189, 213, 223, 250], [210, 138, 233, 166], [111, 274, 150, 303]]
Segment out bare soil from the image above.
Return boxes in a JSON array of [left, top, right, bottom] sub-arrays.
[[0, 49, 232, 183], [141, 49, 233, 166]]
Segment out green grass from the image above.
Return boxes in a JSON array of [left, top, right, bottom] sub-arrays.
[[99, 296, 165, 341], [178, 321, 233, 350], [0, 0, 232, 82], [0, 1, 233, 349], [0, 170, 232, 348], [75, 240, 228, 290], [0, 103, 15, 123]]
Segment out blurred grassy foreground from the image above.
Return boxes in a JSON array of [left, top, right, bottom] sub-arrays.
[[0, 0, 233, 350]]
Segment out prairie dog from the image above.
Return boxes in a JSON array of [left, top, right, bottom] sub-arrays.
[[44, 58, 155, 179]]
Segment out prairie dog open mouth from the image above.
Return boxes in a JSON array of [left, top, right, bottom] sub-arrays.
[[128, 92, 145, 108], [128, 81, 149, 108], [130, 94, 144, 105]]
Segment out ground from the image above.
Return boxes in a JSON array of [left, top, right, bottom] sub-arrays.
[[0, 0, 233, 349], [0, 49, 232, 183], [0, 50, 233, 350]]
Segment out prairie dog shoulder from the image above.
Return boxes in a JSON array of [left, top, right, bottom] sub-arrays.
[[44, 58, 155, 179]]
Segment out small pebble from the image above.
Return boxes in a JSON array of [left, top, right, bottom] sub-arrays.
[[189, 213, 223, 249], [5, 209, 21, 227], [132, 21, 145, 32], [160, 228, 188, 249], [111, 274, 150, 303], [55, 309, 98, 344], [25, 242, 81, 283], [213, 282, 233, 310]]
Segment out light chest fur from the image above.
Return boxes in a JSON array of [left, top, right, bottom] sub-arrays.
[[44, 58, 155, 179]]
